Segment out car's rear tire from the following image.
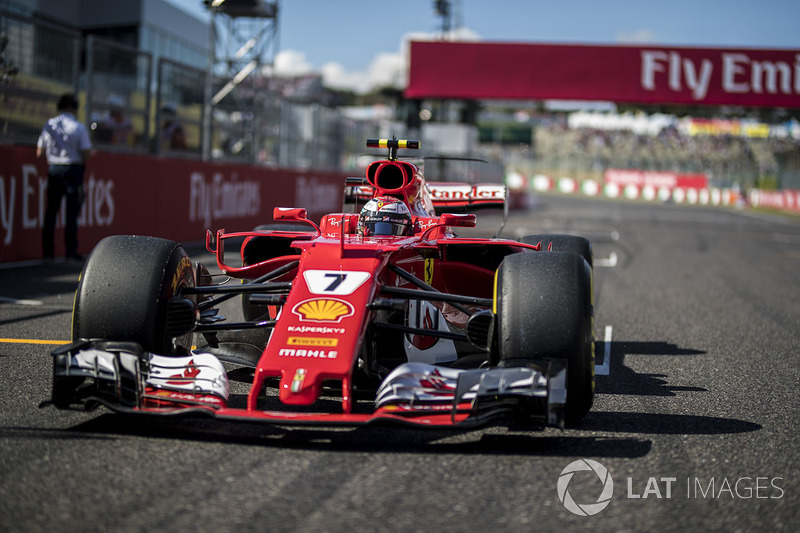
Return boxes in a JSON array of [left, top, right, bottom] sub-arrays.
[[495, 251, 594, 423], [72, 235, 195, 355], [522, 234, 593, 269]]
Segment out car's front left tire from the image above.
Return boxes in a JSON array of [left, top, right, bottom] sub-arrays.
[[72, 235, 195, 355]]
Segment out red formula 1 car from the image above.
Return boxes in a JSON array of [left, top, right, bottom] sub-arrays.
[[48, 139, 594, 429]]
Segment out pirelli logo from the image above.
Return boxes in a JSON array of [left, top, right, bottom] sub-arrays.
[[287, 337, 338, 347]]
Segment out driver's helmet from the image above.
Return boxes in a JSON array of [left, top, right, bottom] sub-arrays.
[[357, 196, 413, 236]]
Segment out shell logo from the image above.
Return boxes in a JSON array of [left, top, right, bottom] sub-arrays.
[[292, 298, 355, 323]]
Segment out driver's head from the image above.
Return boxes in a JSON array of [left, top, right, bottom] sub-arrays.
[[357, 196, 413, 236]]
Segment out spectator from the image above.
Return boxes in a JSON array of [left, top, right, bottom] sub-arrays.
[[101, 94, 134, 146], [159, 102, 186, 151], [36, 93, 92, 263]]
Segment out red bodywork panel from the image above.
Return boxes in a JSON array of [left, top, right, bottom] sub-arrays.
[[248, 237, 388, 412]]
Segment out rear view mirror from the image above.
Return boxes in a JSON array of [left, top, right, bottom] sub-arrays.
[[273, 207, 308, 221], [439, 213, 477, 227]]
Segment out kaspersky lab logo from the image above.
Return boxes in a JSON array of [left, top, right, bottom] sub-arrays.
[[557, 459, 614, 516]]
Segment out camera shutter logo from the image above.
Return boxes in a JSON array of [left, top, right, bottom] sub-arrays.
[[557, 459, 614, 516]]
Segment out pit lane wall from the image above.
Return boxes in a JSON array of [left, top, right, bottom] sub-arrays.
[[508, 168, 800, 213], [0, 146, 345, 263]]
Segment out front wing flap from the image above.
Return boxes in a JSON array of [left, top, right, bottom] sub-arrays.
[[47, 341, 566, 429], [50, 340, 229, 411], [375, 361, 566, 428]]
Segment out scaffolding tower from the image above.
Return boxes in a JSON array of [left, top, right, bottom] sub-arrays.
[[202, 0, 279, 160]]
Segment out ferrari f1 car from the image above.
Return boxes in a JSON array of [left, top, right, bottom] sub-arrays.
[[47, 138, 594, 429]]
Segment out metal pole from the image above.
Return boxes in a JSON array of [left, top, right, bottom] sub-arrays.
[[154, 58, 162, 155], [202, 9, 216, 161], [84, 35, 94, 126], [143, 50, 153, 151]]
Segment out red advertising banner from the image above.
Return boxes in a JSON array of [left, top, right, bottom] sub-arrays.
[[0, 147, 346, 263], [407, 41, 800, 107], [748, 189, 800, 211], [604, 169, 709, 190]]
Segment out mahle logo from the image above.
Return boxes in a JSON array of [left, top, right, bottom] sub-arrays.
[[557, 459, 614, 516]]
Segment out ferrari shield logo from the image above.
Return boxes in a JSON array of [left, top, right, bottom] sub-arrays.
[[424, 258, 434, 285], [290, 368, 307, 393]]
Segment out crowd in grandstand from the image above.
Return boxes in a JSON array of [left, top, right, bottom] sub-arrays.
[[525, 111, 800, 188]]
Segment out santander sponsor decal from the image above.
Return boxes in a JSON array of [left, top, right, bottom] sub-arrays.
[[429, 184, 506, 201], [189, 171, 261, 227]]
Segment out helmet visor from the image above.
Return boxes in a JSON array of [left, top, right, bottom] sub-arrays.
[[365, 221, 409, 236]]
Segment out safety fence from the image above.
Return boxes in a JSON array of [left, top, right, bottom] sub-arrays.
[[84, 35, 153, 153], [0, 10, 79, 145], [0, 9, 369, 170]]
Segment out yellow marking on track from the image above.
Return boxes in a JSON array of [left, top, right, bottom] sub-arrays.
[[0, 338, 70, 345]]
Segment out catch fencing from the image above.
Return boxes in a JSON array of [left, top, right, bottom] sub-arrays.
[[0, 9, 368, 171], [0, 10, 80, 145]]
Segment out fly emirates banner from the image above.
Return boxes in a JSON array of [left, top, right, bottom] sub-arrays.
[[407, 41, 800, 107]]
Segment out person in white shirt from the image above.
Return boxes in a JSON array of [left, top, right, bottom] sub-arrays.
[[36, 93, 92, 262]]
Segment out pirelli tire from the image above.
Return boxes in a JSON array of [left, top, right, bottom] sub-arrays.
[[72, 235, 195, 355], [521, 233, 593, 269], [495, 251, 594, 423]]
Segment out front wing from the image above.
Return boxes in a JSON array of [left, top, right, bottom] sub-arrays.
[[47, 340, 567, 429]]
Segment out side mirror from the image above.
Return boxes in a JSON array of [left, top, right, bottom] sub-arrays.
[[273, 207, 308, 221], [439, 213, 477, 228]]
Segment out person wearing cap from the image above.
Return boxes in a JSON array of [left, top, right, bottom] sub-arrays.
[[36, 93, 92, 262], [159, 102, 187, 151], [101, 94, 134, 146]]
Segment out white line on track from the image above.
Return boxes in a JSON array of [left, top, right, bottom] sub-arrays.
[[595, 325, 612, 376], [0, 296, 43, 306], [595, 252, 618, 268]]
